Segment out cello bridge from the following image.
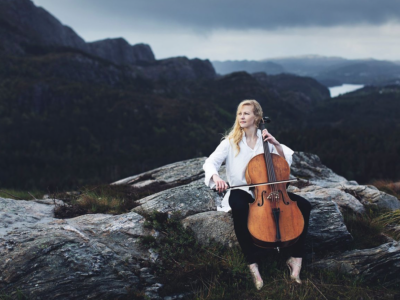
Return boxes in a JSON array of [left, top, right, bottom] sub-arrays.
[[267, 191, 280, 202]]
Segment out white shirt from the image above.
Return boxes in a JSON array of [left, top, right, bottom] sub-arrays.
[[203, 129, 294, 212]]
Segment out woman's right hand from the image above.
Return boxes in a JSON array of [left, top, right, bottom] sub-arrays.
[[212, 174, 228, 193]]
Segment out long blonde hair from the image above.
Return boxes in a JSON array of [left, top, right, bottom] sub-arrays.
[[224, 99, 263, 155]]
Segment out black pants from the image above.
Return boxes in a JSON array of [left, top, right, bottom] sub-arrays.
[[229, 189, 311, 264]]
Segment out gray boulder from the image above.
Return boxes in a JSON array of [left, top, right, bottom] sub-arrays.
[[113, 157, 207, 189], [289, 185, 366, 214], [290, 187, 354, 251], [312, 241, 400, 286], [132, 179, 219, 218], [291, 152, 349, 187], [0, 197, 162, 300], [334, 183, 400, 211], [181, 211, 238, 248]]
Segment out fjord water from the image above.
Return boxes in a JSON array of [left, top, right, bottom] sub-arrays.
[[329, 84, 364, 98]]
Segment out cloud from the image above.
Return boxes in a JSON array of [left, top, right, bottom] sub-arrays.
[[32, 0, 400, 32]]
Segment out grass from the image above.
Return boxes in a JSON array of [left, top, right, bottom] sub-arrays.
[[373, 210, 400, 240], [0, 289, 29, 300], [139, 211, 400, 300], [342, 207, 387, 250], [371, 180, 400, 199], [0, 189, 44, 200], [51, 182, 170, 218]]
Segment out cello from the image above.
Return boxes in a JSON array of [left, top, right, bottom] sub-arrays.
[[245, 117, 304, 250]]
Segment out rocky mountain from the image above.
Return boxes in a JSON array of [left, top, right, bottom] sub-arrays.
[[0, 0, 88, 54], [212, 60, 284, 76], [88, 38, 155, 65], [213, 55, 400, 87], [1, 154, 399, 299], [0, 0, 211, 79]]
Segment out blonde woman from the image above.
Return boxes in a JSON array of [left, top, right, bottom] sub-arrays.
[[203, 100, 311, 290]]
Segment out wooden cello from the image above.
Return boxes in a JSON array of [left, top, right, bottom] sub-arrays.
[[245, 117, 304, 249]]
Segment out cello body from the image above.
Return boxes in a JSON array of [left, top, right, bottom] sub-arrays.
[[245, 142, 304, 249]]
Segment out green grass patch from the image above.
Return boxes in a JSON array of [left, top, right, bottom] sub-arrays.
[[373, 210, 400, 240], [0, 289, 29, 300], [0, 189, 44, 200], [52, 182, 172, 218], [342, 208, 387, 250]]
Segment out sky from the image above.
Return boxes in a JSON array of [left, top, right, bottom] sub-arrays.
[[31, 0, 400, 62]]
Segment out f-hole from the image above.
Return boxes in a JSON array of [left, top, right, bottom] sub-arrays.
[[258, 191, 266, 207], [280, 190, 290, 205]]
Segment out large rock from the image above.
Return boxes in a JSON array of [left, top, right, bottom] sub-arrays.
[[311, 241, 400, 286], [113, 157, 207, 189], [334, 183, 400, 211], [181, 211, 238, 248], [132, 179, 219, 218], [0, 197, 163, 300], [289, 186, 354, 251], [291, 152, 349, 187], [88, 38, 155, 66], [289, 185, 366, 214]]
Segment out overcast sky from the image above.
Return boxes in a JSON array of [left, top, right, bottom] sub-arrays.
[[31, 0, 400, 61]]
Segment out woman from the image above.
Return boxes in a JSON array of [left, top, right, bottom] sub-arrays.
[[203, 100, 311, 290]]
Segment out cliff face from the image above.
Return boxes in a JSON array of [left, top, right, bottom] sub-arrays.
[[88, 38, 155, 65], [0, 0, 215, 80], [0, 0, 88, 54]]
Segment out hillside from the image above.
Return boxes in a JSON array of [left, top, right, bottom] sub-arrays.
[[0, 0, 399, 190]]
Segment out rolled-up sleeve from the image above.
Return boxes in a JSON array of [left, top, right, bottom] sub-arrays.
[[203, 139, 230, 188]]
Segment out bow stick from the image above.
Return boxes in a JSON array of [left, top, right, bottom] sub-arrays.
[[213, 178, 302, 193]]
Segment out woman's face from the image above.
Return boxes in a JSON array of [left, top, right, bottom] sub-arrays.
[[237, 104, 256, 129]]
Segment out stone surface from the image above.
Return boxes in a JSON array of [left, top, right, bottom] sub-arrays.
[[182, 211, 238, 248], [334, 183, 400, 211], [132, 179, 219, 218], [291, 152, 349, 187], [312, 241, 400, 286], [0, 197, 161, 299], [297, 189, 354, 251], [113, 157, 207, 189], [288, 185, 366, 214]]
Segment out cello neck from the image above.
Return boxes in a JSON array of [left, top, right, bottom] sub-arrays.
[[259, 122, 277, 183]]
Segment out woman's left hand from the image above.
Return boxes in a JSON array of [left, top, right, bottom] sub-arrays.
[[262, 129, 280, 145]]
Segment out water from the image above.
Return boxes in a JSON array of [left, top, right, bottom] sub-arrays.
[[329, 84, 364, 98]]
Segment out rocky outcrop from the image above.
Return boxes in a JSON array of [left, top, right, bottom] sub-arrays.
[[289, 185, 366, 214], [132, 179, 219, 218], [0, 0, 88, 54], [1, 152, 399, 298], [290, 152, 400, 211], [0, 197, 163, 299], [335, 183, 400, 211], [141, 57, 216, 81], [88, 38, 155, 65], [312, 241, 400, 286], [182, 211, 238, 248], [112, 157, 206, 189]]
